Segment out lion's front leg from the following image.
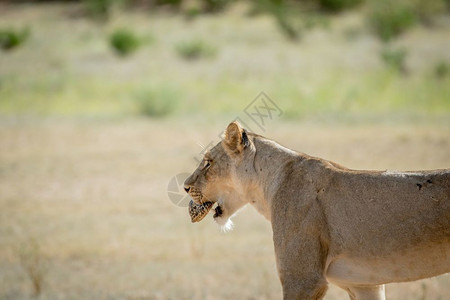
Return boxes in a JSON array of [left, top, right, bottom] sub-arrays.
[[272, 219, 329, 299], [275, 242, 328, 300], [279, 273, 328, 300]]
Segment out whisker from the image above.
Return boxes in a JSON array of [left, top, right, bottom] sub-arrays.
[[196, 142, 205, 150]]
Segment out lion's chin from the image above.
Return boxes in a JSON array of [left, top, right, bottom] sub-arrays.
[[214, 216, 234, 232]]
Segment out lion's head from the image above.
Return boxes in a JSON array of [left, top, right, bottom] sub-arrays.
[[184, 121, 255, 230]]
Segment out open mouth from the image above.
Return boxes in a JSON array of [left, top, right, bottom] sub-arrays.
[[213, 205, 222, 218], [188, 200, 223, 223]]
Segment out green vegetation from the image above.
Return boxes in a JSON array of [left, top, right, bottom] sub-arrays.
[[133, 86, 180, 117], [155, 0, 183, 7], [380, 47, 408, 74], [249, 0, 302, 41], [319, 0, 362, 12], [366, 0, 450, 41], [278, 71, 450, 120], [201, 0, 232, 12], [1, 70, 449, 120], [275, 16, 300, 41], [109, 28, 141, 56], [0, 27, 30, 51], [175, 39, 217, 60], [414, 0, 447, 23], [0, 2, 449, 120], [184, 7, 202, 20], [42, 0, 450, 42], [83, 0, 125, 19], [269, 2, 301, 41], [367, 0, 416, 42], [435, 61, 450, 79]]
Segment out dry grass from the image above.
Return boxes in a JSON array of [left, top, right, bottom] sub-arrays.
[[0, 118, 449, 299]]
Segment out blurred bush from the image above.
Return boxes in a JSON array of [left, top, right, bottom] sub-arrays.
[[83, 0, 126, 19], [368, 0, 416, 42], [133, 86, 180, 117], [0, 27, 30, 51], [380, 47, 408, 74], [4, 0, 449, 49], [184, 7, 202, 20], [201, 0, 232, 12], [155, 0, 183, 9], [109, 28, 141, 56], [175, 39, 217, 60], [435, 61, 450, 78], [276, 15, 300, 40], [35, 0, 450, 43], [319, 0, 362, 12], [413, 0, 447, 24], [367, 0, 450, 41], [249, 0, 302, 41], [128, 0, 231, 12]]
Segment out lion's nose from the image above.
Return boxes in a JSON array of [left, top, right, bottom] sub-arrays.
[[184, 186, 191, 193]]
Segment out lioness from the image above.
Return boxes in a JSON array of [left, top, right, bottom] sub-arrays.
[[184, 121, 450, 300]]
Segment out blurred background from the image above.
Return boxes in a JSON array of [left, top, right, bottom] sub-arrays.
[[0, 0, 449, 299]]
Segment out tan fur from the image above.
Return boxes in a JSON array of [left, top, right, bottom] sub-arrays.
[[184, 122, 450, 300]]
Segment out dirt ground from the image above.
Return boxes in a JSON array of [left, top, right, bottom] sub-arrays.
[[1, 118, 449, 299]]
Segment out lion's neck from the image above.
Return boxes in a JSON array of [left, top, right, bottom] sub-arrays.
[[246, 137, 301, 221]]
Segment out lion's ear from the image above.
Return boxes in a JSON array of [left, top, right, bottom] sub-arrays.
[[223, 121, 250, 155]]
